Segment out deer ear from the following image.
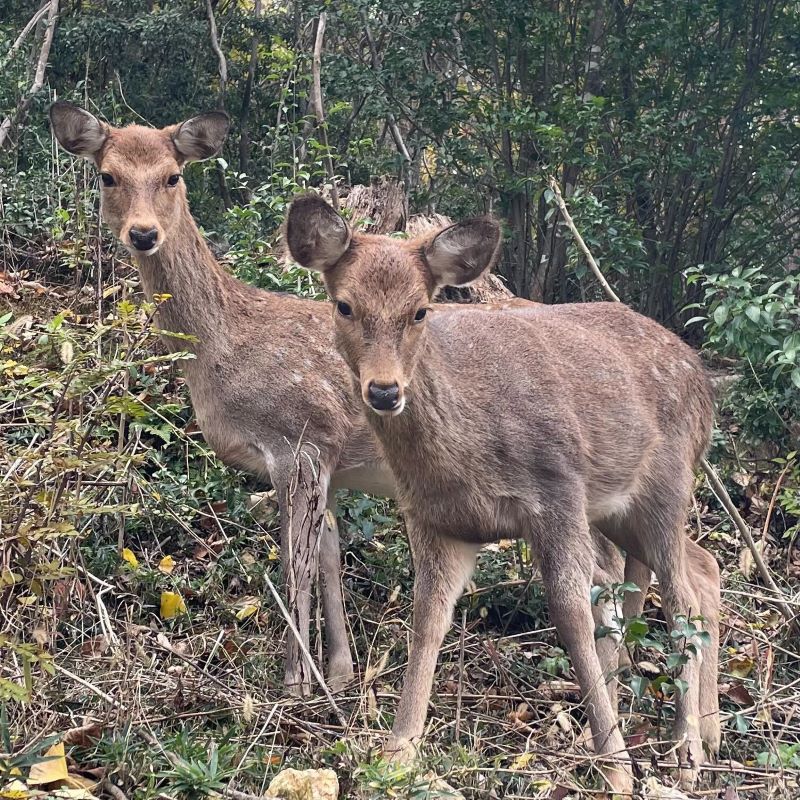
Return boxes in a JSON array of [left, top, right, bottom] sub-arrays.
[[286, 195, 351, 272], [49, 101, 108, 160], [171, 111, 230, 162], [424, 217, 502, 288]]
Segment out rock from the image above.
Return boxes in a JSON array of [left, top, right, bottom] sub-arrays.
[[267, 768, 339, 800]]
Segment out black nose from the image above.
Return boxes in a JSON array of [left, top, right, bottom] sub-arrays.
[[367, 382, 400, 411], [129, 227, 159, 251]]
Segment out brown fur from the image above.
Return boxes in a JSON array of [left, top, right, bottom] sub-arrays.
[[288, 196, 721, 793], [49, 104, 633, 702]]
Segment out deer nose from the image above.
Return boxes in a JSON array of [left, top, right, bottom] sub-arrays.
[[367, 382, 401, 411], [129, 227, 159, 251]]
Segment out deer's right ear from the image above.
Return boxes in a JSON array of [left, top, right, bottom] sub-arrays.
[[286, 195, 351, 272], [49, 101, 108, 160]]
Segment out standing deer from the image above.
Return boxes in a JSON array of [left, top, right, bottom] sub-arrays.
[[48, 102, 634, 700], [286, 195, 721, 794]]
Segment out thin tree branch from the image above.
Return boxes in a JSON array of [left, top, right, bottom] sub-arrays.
[[547, 176, 797, 631], [360, 11, 412, 165], [308, 12, 339, 209], [0, 3, 49, 71], [206, 0, 228, 102], [0, 0, 59, 149]]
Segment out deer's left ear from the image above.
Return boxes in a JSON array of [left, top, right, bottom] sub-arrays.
[[423, 217, 502, 288], [286, 195, 351, 272], [171, 111, 230, 162]]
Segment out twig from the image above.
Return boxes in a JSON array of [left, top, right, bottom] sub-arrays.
[[205, 0, 227, 101], [261, 567, 348, 728], [454, 608, 466, 743], [0, 3, 49, 70], [102, 780, 129, 800], [360, 11, 412, 165], [547, 175, 797, 631], [53, 663, 125, 709], [308, 13, 339, 209], [0, 0, 59, 149], [702, 456, 797, 629]]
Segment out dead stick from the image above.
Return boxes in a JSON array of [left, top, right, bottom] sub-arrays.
[[547, 175, 797, 630]]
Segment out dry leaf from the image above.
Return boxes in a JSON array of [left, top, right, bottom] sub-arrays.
[[157, 555, 175, 574], [121, 548, 139, 569], [160, 591, 187, 619], [28, 742, 69, 785], [728, 654, 755, 679], [722, 682, 755, 706], [63, 720, 103, 747], [509, 751, 534, 770], [268, 768, 339, 800]]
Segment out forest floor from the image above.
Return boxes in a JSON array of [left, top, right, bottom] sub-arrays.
[[2, 266, 800, 800]]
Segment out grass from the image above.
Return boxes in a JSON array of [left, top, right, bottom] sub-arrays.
[[2, 250, 800, 800]]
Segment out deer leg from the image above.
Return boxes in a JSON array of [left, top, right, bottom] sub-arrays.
[[618, 555, 652, 670], [686, 539, 721, 756], [385, 531, 479, 760], [652, 540, 705, 789], [319, 491, 355, 692], [541, 528, 633, 796], [277, 455, 327, 698], [589, 529, 625, 711]]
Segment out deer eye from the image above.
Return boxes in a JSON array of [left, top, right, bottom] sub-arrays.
[[167, 174, 180, 187], [100, 173, 115, 187], [414, 308, 428, 322], [336, 301, 353, 318]]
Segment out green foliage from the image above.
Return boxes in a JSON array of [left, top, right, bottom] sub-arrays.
[[686, 265, 800, 442]]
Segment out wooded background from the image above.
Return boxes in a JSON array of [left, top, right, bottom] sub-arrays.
[[1, 2, 799, 798]]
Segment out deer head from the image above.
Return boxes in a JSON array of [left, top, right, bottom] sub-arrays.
[[287, 195, 501, 415], [49, 101, 229, 256]]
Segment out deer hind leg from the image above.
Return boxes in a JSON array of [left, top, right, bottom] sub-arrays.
[[540, 521, 633, 796], [686, 539, 721, 756], [589, 528, 626, 711], [319, 491, 355, 692], [386, 530, 480, 760], [276, 451, 328, 698]]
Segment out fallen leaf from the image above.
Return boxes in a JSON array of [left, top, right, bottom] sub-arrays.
[[723, 682, 755, 706], [157, 555, 175, 575], [63, 720, 103, 747], [510, 751, 534, 770], [268, 768, 338, 800], [160, 591, 187, 619], [28, 742, 69, 785], [728, 654, 755, 679], [121, 548, 139, 569]]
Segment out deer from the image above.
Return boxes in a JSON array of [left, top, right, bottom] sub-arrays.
[[48, 102, 638, 702], [286, 195, 721, 794]]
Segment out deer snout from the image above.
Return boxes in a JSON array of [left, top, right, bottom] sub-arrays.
[[128, 226, 160, 253], [365, 381, 404, 416]]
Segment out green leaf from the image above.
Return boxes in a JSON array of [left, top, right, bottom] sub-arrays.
[[628, 674, 649, 698], [713, 304, 728, 326], [744, 305, 761, 324]]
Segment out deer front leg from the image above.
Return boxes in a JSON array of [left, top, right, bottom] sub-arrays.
[[385, 531, 479, 760], [540, 532, 633, 797], [319, 492, 355, 692], [277, 456, 327, 698]]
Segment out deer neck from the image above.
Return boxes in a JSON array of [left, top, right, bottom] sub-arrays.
[[368, 339, 465, 472], [133, 208, 231, 356]]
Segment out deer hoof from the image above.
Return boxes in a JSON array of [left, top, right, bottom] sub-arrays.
[[382, 735, 419, 764], [326, 657, 354, 694]]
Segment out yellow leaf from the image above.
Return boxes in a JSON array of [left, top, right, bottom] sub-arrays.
[[158, 555, 175, 575], [160, 592, 187, 619], [28, 742, 68, 785], [236, 603, 259, 622], [267, 545, 279, 561], [729, 654, 755, 679], [121, 548, 139, 569], [510, 751, 534, 770], [0, 779, 31, 798]]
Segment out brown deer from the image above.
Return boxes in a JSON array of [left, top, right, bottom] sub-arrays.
[[286, 196, 721, 794], [47, 102, 633, 701]]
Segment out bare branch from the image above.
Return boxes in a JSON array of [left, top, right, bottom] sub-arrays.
[[0, 0, 60, 150], [0, 3, 49, 71], [308, 12, 339, 209], [360, 11, 412, 165], [206, 0, 228, 102]]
